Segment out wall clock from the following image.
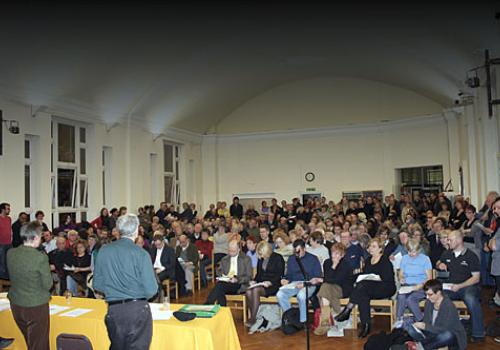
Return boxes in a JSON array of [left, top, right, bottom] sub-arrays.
[[305, 172, 315, 182]]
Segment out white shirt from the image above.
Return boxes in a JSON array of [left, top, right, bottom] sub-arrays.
[[44, 239, 57, 254], [154, 246, 164, 270], [228, 255, 238, 277]]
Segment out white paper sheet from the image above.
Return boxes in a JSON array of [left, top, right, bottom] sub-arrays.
[[327, 325, 344, 337], [355, 273, 381, 283], [149, 303, 173, 320], [442, 283, 453, 291], [59, 308, 92, 318], [391, 252, 403, 269], [398, 286, 415, 295], [0, 299, 10, 313], [49, 305, 71, 315]]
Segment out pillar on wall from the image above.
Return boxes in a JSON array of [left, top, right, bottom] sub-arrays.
[[201, 135, 218, 210], [443, 109, 462, 196], [463, 104, 480, 206]]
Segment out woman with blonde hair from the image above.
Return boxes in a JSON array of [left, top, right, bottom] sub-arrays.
[[245, 241, 285, 327], [335, 237, 396, 338], [273, 231, 294, 263]]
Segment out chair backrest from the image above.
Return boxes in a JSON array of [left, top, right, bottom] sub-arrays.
[[56, 333, 93, 350]]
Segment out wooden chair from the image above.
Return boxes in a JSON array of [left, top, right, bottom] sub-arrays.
[[347, 299, 395, 330], [161, 279, 179, 300], [225, 294, 247, 323]]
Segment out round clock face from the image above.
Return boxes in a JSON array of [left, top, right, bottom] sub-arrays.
[[305, 172, 315, 182]]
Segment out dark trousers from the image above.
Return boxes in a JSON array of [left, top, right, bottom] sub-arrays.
[[205, 281, 240, 306], [408, 326, 457, 350], [0, 244, 11, 280], [213, 253, 226, 266], [105, 300, 152, 350], [349, 281, 395, 324], [495, 275, 500, 296], [11, 303, 50, 350]]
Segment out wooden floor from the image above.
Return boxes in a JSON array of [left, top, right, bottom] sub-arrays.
[[177, 283, 500, 350]]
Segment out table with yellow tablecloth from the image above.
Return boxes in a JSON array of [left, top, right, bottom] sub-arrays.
[[0, 296, 241, 350]]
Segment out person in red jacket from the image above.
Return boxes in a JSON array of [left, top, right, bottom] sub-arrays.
[[195, 229, 213, 287], [0, 203, 12, 280]]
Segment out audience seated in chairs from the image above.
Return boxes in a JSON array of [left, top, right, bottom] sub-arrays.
[[245, 241, 285, 327], [335, 237, 396, 338], [395, 238, 432, 325], [66, 240, 91, 297], [48, 236, 71, 295], [205, 240, 252, 306], [407, 279, 467, 350], [195, 229, 213, 287], [314, 242, 354, 335], [276, 239, 322, 326], [436, 230, 485, 343], [151, 233, 176, 285], [175, 234, 199, 294]]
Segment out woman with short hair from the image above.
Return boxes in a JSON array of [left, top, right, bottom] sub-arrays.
[[245, 241, 285, 327], [395, 239, 432, 324], [313, 243, 354, 335]]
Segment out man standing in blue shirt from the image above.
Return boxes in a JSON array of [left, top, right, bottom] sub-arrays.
[[94, 214, 158, 350], [276, 239, 322, 324]]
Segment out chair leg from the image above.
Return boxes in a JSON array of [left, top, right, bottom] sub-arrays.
[[192, 275, 196, 295], [175, 282, 179, 299], [166, 280, 170, 301], [242, 297, 247, 324]]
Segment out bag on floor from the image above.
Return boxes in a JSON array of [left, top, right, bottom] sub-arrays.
[[249, 304, 281, 334], [281, 308, 303, 335]]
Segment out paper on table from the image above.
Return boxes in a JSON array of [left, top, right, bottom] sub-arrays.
[[355, 274, 381, 283], [0, 299, 10, 313], [398, 286, 415, 295], [182, 304, 217, 312], [49, 305, 71, 315], [59, 308, 92, 318], [149, 303, 173, 320], [391, 252, 403, 269]]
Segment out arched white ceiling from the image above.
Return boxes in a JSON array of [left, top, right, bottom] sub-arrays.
[[0, 2, 498, 133]]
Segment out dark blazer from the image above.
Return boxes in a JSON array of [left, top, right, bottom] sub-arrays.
[[255, 252, 285, 296], [175, 243, 200, 273], [150, 245, 176, 280], [422, 296, 467, 350], [217, 253, 253, 293]]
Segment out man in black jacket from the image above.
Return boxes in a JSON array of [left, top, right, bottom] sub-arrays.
[[230, 197, 243, 219], [150, 234, 176, 282], [11, 212, 29, 248]]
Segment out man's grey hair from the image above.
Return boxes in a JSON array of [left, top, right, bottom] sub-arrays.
[[116, 214, 139, 238], [21, 221, 42, 243]]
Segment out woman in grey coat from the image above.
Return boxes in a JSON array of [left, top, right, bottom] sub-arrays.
[[408, 279, 467, 350]]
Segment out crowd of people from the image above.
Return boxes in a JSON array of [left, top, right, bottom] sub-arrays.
[[0, 190, 499, 349]]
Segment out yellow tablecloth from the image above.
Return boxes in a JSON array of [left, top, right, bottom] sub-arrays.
[[0, 297, 241, 350]]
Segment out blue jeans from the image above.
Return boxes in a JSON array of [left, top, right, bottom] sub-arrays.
[[396, 290, 425, 320], [408, 325, 457, 350], [276, 285, 316, 323], [199, 258, 212, 286], [66, 275, 79, 296], [480, 250, 495, 286], [445, 285, 484, 337]]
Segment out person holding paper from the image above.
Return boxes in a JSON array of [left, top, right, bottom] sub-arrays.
[[205, 239, 252, 306], [407, 279, 466, 350], [7, 221, 52, 350], [245, 241, 285, 327], [395, 239, 432, 325], [93, 214, 158, 350], [276, 239, 322, 325], [335, 237, 396, 338], [175, 234, 199, 294], [435, 229, 484, 343], [313, 242, 353, 336]]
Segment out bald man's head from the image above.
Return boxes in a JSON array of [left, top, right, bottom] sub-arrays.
[[228, 240, 240, 257]]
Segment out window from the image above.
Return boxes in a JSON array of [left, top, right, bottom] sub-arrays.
[[102, 147, 112, 206], [24, 136, 37, 213], [398, 165, 443, 198], [163, 142, 181, 209], [51, 119, 88, 227]]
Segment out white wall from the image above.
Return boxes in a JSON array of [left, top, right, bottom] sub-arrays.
[[201, 116, 452, 208], [0, 98, 202, 228], [215, 77, 444, 134]]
